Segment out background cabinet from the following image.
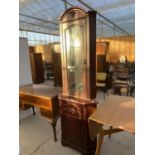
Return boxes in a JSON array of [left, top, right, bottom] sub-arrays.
[[96, 41, 109, 72], [30, 53, 45, 84], [50, 43, 62, 87]]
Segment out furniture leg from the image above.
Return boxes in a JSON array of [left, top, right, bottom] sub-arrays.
[[103, 89, 107, 99], [108, 126, 113, 138], [32, 106, 35, 115], [95, 129, 104, 155], [103, 92, 105, 99], [114, 91, 116, 95], [51, 121, 57, 141], [130, 87, 134, 96], [114, 87, 117, 95], [130, 89, 132, 96], [107, 89, 108, 96]]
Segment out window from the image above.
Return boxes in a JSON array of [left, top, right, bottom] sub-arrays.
[[19, 30, 60, 45]]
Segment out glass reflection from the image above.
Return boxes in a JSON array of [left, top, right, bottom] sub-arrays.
[[65, 25, 86, 97]]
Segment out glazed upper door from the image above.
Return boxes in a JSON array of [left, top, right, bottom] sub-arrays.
[[61, 18, 89, 99], [61, 7, 89, 99], [59, 7, 96, 100]]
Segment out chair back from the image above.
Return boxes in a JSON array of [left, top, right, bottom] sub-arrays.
[[116, 68, 129, 80], [96, 72, 107, 82]]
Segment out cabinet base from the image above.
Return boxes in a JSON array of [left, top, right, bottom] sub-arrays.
[[61, 138, 96, 155]]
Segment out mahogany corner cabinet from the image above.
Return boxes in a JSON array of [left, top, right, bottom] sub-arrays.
[[58, 7, 97, 155]]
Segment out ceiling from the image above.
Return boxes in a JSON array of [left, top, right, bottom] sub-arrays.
[[19, 0, 135, 37]]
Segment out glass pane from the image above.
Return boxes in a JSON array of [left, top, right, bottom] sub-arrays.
[[65, 25, 86, 97]]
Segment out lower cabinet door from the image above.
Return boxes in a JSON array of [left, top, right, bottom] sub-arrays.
[[61, 114, 85, 148]]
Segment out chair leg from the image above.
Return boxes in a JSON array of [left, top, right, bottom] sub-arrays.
[[103, 89, 106, 99], [103, 92, 105, 99], [103, 89, 108, 99]]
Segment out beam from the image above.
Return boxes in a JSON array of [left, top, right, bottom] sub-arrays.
[[97, 0, 135, 12], [76, 0, 129, 35], [60, 0, 128, 35], [61, 0, 111, 30], [117, 22, 135, 27], [99, 19, 134, 29], [20, 20, 59, 30], [64, 0, 68, 9], [97, 19, 124, 35], [60, 0, 74, 7], [118, 26, 134, 30], [19, 13, 59, 25], [19, 28, 59, 36], [108, 15, 134, 23]]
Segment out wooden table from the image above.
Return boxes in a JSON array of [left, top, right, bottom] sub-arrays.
[[88, 95, 135, 155], [19, 84, 62, 141]]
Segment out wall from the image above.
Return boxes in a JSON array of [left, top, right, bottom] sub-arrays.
[[30, 35, 135, 64], [19, 38, 33, 121], [19, 38, 32, 86], [96, 35, 135, 63]]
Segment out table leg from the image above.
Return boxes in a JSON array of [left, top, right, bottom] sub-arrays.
[[32, 106, 35, 115], [51, 121, 57, 141], [95, 129, 104, 155], [108, 126, 113, 138]]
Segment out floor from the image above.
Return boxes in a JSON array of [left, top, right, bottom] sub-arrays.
[[19, 82, 135, 155]]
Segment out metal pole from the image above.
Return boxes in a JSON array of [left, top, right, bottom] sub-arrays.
[[60, 0, 74, 7], [19, 28, 59, 36], [20, 20, 59, 30], [97, 19, 124, 35], [19, 13, 59, 25], [64, 0, 68, 9]]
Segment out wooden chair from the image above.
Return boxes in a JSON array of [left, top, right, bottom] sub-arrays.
[[96, 72, 108, 99], [113, 80, 129, 95], [113, 68, 129, 96]]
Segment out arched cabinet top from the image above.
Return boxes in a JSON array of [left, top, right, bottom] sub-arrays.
[[59, 7, 96, 23]]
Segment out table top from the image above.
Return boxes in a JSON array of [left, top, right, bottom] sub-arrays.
[[89, 95, 135, 134], [20, 84, 62, 99]]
